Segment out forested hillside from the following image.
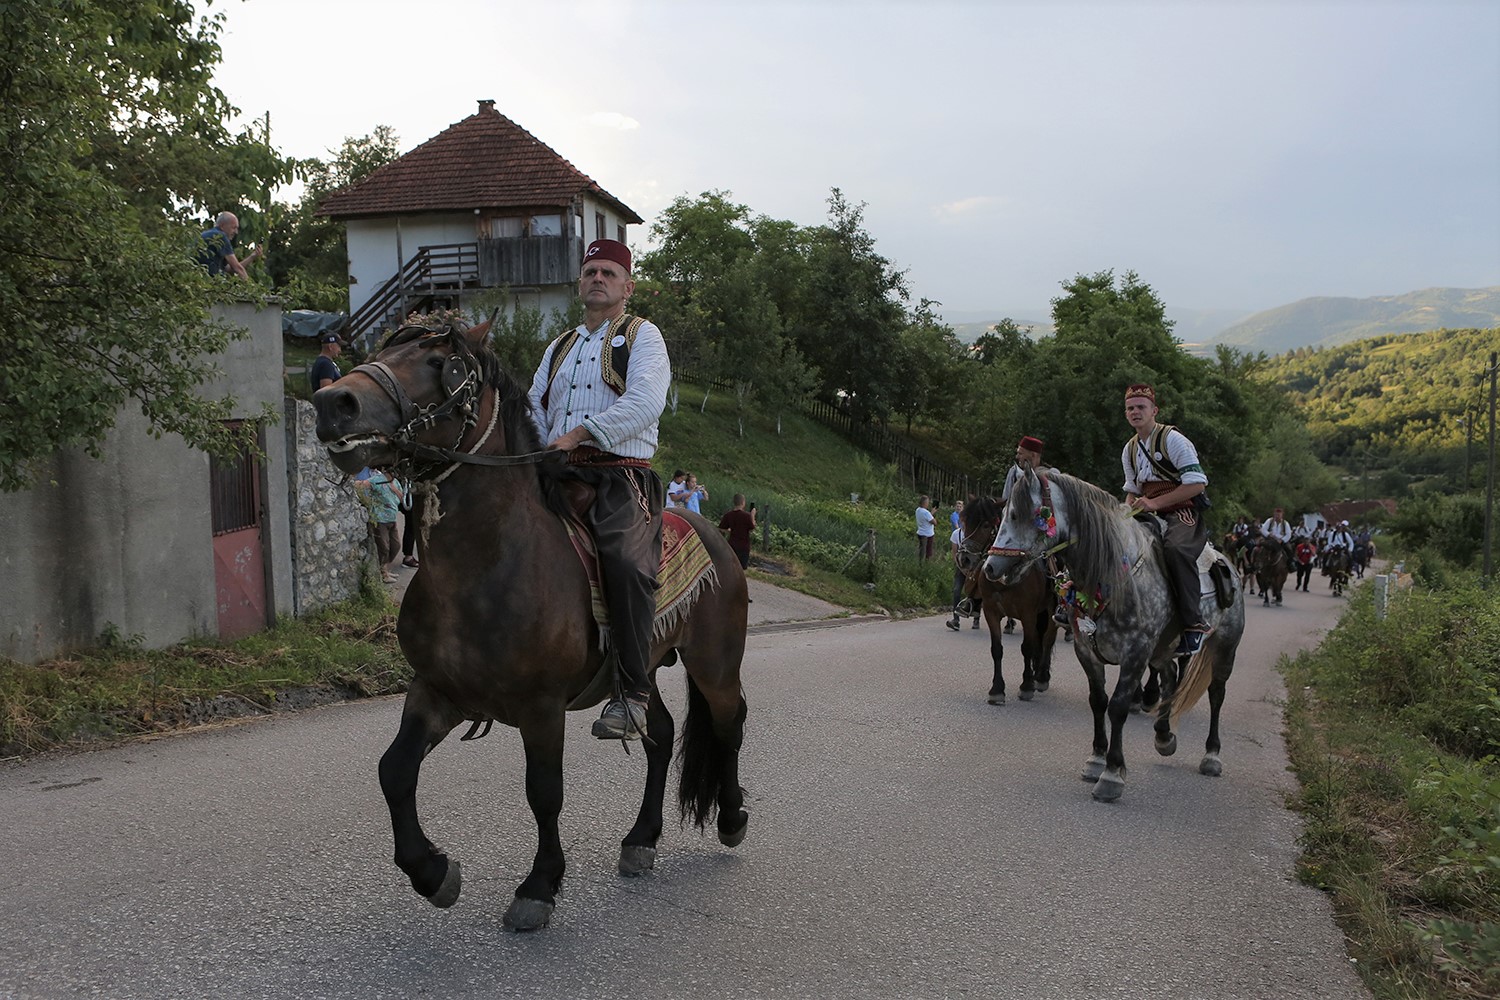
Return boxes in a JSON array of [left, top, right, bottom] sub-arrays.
[[1258, 326, 1500, 487]]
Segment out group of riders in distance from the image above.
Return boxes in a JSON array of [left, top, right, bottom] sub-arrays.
[[1220, 509, 1374, 604]]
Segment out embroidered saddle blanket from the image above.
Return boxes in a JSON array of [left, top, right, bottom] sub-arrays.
[[562, 510, 718, 647]]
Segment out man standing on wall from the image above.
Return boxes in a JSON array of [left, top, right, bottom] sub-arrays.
[[197, 211, 263, 279], [529, 239, 670, 741]]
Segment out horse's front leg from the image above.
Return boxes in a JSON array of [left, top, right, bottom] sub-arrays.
[[1017, 623, 1038, 701], [1032, 608, 1055, 691], [379, 682, 463, 908], [1153, 654, 1183, 758], [1077, 652, 1110, 784], [620, 682, 676, 876], [1094, 661, 1145, 802], [505, 706, 567, 932], [985, 601, 1007, 705]]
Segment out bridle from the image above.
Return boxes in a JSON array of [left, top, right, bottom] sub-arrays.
[[345, 323, 558, 479], [987, 471, 1070, 577]]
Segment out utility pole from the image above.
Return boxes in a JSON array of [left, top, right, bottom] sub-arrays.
[[1484, 352, 1497, 587], [1463, 410, 1474, 490]]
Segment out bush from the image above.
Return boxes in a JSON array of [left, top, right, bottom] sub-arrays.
[[1312, 582, 1500, 758]]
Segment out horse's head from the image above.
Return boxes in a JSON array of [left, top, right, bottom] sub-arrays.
[[981, 467, 1057, 585], [954, 496, 1003, 575], [314, 318, 496, 475]]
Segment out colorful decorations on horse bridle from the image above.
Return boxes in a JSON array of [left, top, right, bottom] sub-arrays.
[[1034, 505, 1057, 539]]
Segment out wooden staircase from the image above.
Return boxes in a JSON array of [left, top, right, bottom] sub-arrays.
[[345, 243, 480, 350]]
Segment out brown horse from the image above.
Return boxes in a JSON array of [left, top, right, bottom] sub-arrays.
[[958, 496, 1058, 705], [313, 319, 750, 931], [1249, 540, 1289, 606]]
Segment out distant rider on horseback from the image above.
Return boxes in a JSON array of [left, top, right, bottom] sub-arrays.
[[1261, 507, 1294, 567], [1121, 383, 1213, 656]]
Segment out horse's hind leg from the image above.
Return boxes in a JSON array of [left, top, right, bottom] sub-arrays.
[[620, 682, 676, 876], [679, 670, 749, 848], [1199, 666, 1230, 777], [379, 685, 463, 908], [505, 707, 567, 932]]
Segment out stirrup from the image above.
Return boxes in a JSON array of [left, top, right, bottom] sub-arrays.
[[591, 698, 648, 741]]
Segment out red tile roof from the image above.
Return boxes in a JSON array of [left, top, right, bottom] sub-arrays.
[[316, 101, 641, 222]]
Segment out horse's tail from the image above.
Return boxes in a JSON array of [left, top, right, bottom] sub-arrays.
[[676, 675, 746, 830], [1169, 642, 1218, 728]]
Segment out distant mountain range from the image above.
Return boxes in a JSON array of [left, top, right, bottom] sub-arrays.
[[1203, 287, 1500, 355], [944, 287, 1500, 356]]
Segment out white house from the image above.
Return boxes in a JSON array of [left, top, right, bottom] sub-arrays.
[[317, 99, 643, 346]]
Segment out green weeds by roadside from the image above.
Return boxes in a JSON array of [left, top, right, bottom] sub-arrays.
[[0, 585, 405, 759], [1283, 579, 1500, 999]]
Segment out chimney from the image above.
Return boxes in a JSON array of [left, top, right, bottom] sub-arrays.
[[478, 99, 496, 113]]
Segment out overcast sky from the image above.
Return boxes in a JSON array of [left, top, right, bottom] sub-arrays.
[[214, 0, 1500, 320]]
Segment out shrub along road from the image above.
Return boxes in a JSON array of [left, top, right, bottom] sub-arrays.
[[1, 574, 1373, 999]]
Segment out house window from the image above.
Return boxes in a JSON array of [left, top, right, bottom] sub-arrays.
[[596, 212, 606, 239], [492, 217, 524, 238], [528, 214, 562, 237], [617, 225, 626, 243]]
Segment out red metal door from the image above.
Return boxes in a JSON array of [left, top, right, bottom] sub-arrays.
[[210, 425, 268, 640]]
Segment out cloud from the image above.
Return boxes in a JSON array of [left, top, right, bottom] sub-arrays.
[[586, 111, 639, 131], [934, 196, 1004, 220]]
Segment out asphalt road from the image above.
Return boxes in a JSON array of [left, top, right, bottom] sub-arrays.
[[1, 576, 1374, 1000]]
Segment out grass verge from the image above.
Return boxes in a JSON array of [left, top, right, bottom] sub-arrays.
[[1281, 579, 1500, 999], [1, 583, 406, 759]]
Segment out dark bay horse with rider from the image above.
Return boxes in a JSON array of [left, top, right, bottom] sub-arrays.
[[313, 239, 750, 931]]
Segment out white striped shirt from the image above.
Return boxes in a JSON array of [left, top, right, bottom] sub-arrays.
[[528, 317, 671, 460]]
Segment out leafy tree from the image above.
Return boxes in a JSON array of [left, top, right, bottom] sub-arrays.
[[269, 127, 401, 311], [791, 189, 909, 423], [0, 0, 292, 492]]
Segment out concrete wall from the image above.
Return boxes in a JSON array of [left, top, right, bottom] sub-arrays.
[[0, 301, 294, 663]]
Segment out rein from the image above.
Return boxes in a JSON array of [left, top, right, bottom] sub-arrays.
[[348, 324, 560, 479]]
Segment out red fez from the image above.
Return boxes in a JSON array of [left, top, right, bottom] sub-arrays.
[[583, 239, 631, 273], [1018, 436, 1044, 455], [1124, 383, 1156, 402]]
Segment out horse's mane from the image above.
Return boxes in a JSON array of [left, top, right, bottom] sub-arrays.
[[470, 338, 572, 517], [963, 494, 1004, 535], [1044, 471, 1142, 610]]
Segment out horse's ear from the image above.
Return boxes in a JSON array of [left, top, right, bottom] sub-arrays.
[[465, 308, 500, 349]]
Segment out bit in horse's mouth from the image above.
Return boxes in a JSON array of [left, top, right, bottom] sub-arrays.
[[326, 432, 390, 454]]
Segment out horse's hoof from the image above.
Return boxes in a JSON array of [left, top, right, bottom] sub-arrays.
[[1155, 733, 1178, 757], [502, 896, 554, 932], [1019, 688, 1034, 702], [1081, 756, 1107, 782], [1129, 699, 1143, 714], [1092, 771, 1126, 802], [619, 844, 657, 877], [1200, 754, 1223, 777], [426, 858, 462, 909], [719, 811, 749, 848], [987, 692, 1006, 706], [1036, 680, 1050, 692]]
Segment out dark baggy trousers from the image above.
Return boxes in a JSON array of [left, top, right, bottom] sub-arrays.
[[1162, 508, 1209, 629], [570, 464, 663, 702]]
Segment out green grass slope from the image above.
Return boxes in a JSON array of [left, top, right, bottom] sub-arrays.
[[655, 382, 956, 613]]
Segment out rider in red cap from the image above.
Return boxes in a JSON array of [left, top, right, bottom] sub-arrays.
[[529, 239, 669, 741]]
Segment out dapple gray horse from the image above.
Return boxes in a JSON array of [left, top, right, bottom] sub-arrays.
[[983, 468, 1244, 802]]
